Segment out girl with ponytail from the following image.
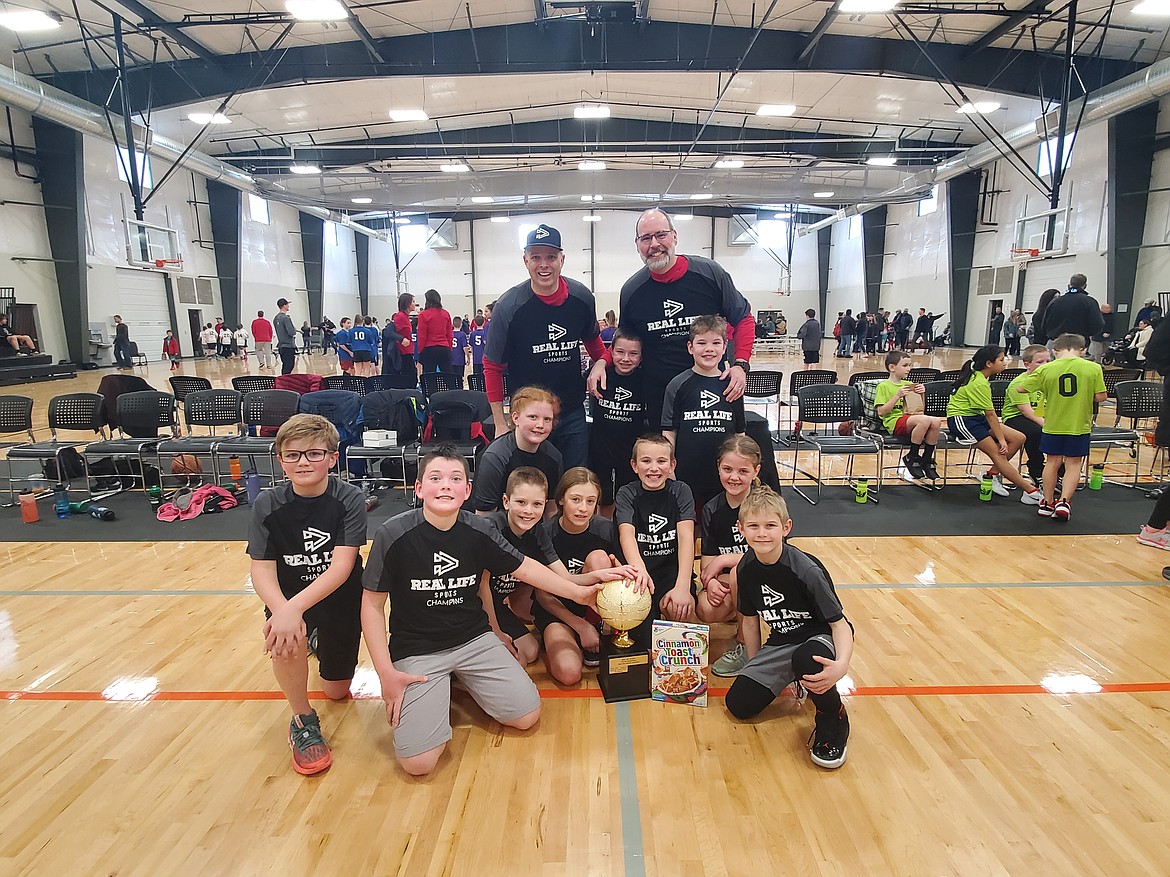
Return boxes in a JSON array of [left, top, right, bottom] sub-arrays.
[[946, 345, 1042, 504]]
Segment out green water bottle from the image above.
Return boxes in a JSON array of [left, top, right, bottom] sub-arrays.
[[148, 485, 163, 512], [855, 477, 868, 504], [979, 475, 994, 501], [68, 500, 91, 514], [1089, 464, 1104, 490]]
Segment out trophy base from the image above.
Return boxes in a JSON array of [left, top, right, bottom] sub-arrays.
[[598, 635, 650, 704]]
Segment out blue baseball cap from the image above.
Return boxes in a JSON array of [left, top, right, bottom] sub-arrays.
[[525, 224, 562, 250]]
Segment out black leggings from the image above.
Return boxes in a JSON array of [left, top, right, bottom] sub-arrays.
[[725, 637, 842, 720], [1005, 415, 1043, 482], [418, 345, 449, 373], [1148, 489, 1170, 529]]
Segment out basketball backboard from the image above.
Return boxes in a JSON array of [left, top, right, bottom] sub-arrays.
[[1012, 207, 1070, 262]]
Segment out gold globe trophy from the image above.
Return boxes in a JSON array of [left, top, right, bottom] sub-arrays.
[[595, 580, 652, 702]]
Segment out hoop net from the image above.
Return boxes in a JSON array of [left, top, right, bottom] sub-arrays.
[[153, 258, 184, 272], [1010, 247, 1040, 262]]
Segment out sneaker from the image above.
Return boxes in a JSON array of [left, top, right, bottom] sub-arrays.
[[582, 650, 600, 669], [1162, 567, 1170, 582], [307, 627, 319, 657], [901, 455, 926, 481], [808, 705, 850, 769], [1037, 501, 1054, 517], [922, 461, 940, 482], [1137, 525, 1170, 551], [288, 710, 332, 775], [711, 643, 748, 677], [786, 681, 808, 709], [1019, 488, 1042, 505], [990, 475, 1010, 496], [1053, 499, 1071, 521]]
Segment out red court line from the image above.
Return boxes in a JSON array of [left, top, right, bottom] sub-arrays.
[[5, 681, 1170, 703]]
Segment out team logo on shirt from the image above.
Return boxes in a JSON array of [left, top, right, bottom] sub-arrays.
[[302, 527, 331, 552], [548, 323, 567, 341], [648, 513, 668, 533], [614, 386, 632, 402], [663, 299, 684, 318], [433, 551, 459, 576], [761, 584, 786, 607], [699, 390, 721, 409]]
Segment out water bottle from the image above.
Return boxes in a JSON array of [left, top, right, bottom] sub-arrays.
[[89, 506, 116, 521], [979, 475, 994, 501], [148, 485, 163, 512], [229, 456, 242, 487], [245, 472, 261, 505], [854, 477, 868, 504], [1089, 464, 1104, 490], [19, 489, 38, 523], [68, 501, 91, 514], [54, 483, 70, 518]]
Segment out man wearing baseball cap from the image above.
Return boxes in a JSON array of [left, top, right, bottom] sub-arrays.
[[483, 223, 604, 469], [274, 297, 298, 375]]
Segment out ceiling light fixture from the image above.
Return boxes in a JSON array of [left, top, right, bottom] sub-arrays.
[[288, 163, 321, 174], [440, 162, 470, 173], [285, 0, 348, 21], [574, 105, 611, 119], [866, 156, 897, 166], [673, 214, 694, 222], [351, 197, 373, 204], [0, 10, 62, 31], [756, 104, 796, 117], [1132, 0, 1170, 13], [471, 196, 495, 204], [581, 195, 603, 202], [838, 0, 898, 11], [578, 160, 607, 171], [393, 217, 412, 225], [814, 191, 836, 198], [714, 158, 745, 169], [187, 112, 231, 125], [689, 193, 713, 201], [491, 216, 511, 223], [957, 101, 1001, 114], [388, 109, 429, 122], [583, 214, 601, 222]]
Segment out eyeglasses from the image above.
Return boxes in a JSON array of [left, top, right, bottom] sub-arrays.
[[635, 230, 674, 245], [279, 448, 331, 462]]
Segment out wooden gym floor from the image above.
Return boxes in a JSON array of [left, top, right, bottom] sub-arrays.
[[1, 342, 1169, 876]]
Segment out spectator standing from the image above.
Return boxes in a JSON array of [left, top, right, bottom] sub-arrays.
[[113, 315, 132, 369], [600, 310, 618, 346], [273, 298, 298, 375], [390, 294, 416, 379], [415, 289, 454, 374], [836, 310, 856, 358], [1002, 309, 1021, 357], [989, 306, 1005, 345], [214, 316, 224, 356], [1030, 288, 1060, 347], [251, 310, 275, 370], [797, 308, 823, 370], [1091, 303, 1116, 361], [1042, 274, 1104, 353]]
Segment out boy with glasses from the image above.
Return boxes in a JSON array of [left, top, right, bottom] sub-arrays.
[[247, 414, 368, 776]]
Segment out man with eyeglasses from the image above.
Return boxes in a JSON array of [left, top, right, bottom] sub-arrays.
[[587, 208, 755, 430], [483, 223, 605, 469]]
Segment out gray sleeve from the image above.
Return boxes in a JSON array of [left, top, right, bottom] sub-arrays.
[[245, 490, 278, 560], [463, 512, 526, 574], [671, 479, 696, 521], [334, 480, 369, 547], [699, 494, 720, 546], [790, 550, 845, 623], [469, 437, 511, 511], [534, 520, 560, 565], [692, 255, 751, 324], [661, 371, 689, 431], [483, 285, 521, 364], [362, 510, 421, 591], [614, 483, 637, 526], [796, 322, 807, 339], [568, 280, 601, 342]]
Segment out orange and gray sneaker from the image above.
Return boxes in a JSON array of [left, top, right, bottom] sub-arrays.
[[289, 710, 332, 775]]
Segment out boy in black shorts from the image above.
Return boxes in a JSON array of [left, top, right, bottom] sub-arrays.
[[247, 414, 368, 776], [662, 315, 746, 513], [616, 434, 698, 644], [361, 446, 626, 777], [588, 329, 646, 517], [725, 486, 854, 769]]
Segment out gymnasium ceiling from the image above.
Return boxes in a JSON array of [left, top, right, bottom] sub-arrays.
[[3, 0, 1168, 214]]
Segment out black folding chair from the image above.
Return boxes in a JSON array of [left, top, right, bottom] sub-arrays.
[[789, 384, 881, 505], [0, 395, 35, 505], [81, 391, 179, 497], [322, 374, 367, 395], [1087, 379, 1159, 487], [466, 373, 486, 393], [420, 371, 465, 400], [231, 374, 277, 394], [908, 367, 941, 385], [848, 371, 887, 387], [365, 374, 417, 392], [743, 370, 783, 435], [211, 390, 300, 488], [168, 376, 212, 409], [780, 370, 836, 435], [155, 389, 243, 489], [7, 392, 105, 499]]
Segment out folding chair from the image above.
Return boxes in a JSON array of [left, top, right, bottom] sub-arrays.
[[0, 395, 35, 505], [466, 373, 486, 393], [1086, 379, 1158, 487], [168, 376, 212, 410], [345, 388, 424, 504], [365, 374, 417, 392], [155, 389, 243, 489], [780, 370, 836, 437], [848, 371, 887, 387], [322, 374, 367, 395], [81, 391, 179, 497], [420, 371, 465, 400], [937, 370, 963, 384], [999, 367, 1025, 381], [210, 389, 300, 489], [789, 383, 881, 505], [231, 374, 276, 394], [7, 392, 105, 499], [1100, 368, 1143, 419], [126, 341, 148, 367], [742, 370, 783, 436], [908, 367, 941, 385]]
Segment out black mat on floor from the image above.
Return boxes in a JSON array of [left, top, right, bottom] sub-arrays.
[[0, 482, 1153, 541]]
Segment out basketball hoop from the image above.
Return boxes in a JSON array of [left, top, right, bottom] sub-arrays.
[[1010, 247, 1040, 262], [153, 258, 184, 272]]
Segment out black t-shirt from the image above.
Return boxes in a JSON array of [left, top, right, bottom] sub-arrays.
[[662, 370, 745, 504], [735, 545, 845, 647], [246, 478, 368, 602], [588, 364, 647, 462], [0, 324, 11, 339], [362, 509, 525, 660], [700, 493, 747, 557], [618, 255, 751, 400], [469, 431, 563, 512], [614, 479, 694, 588], [535, 515, 620, 625], [483, 277, 600, 412], [485, 508, 558, 601]]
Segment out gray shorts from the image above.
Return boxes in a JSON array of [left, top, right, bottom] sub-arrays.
[[739, 634, 836, 696], [392, 631, 541, 758]]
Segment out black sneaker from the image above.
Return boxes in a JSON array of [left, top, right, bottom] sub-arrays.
[[808, 705, 850, 769], [307, 627, 319, 657], [1162, 566, 1170, 583], [922, 460, 940, 481], [582, 650, 600, 668], [901, 454, 926, 480]]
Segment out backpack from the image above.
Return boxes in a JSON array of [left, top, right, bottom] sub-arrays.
[[362, 389, 423, 444], [42, 446, 86, 481]]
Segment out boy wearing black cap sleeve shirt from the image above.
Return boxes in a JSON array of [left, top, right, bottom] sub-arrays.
[[588, 329, 647, 514], [360, 445, 605, 777]]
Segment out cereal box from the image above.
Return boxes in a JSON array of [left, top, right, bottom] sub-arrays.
[[651, 621, 710, 707]]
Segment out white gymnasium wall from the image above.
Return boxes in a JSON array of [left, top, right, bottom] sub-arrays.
[[882, 192, 951, 319], [825, 217, 865, 320], [0, 107, 64, 358], [240, 198, 308, 331], [82, 133, 221, 357], [964, 123, 1111, 346], [1134, 96, 1170, 318], [322, 222, 360, 322]]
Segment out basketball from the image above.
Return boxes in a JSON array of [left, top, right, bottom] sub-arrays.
[[171, 454, 203, 475]]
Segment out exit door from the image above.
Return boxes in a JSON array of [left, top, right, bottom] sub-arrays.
[[988, 299, 1004, 344], [188, 309, 203, 357]]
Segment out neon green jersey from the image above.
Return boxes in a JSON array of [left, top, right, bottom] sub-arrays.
[[1000, 371, 1044, 421], [1016, 357, 1105, 435], [873, 378, 912, 433], [946, 371, 993, 418]]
